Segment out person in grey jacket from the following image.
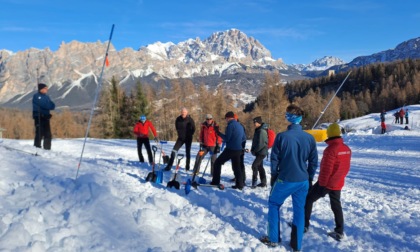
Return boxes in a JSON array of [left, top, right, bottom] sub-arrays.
[[32, 83, 55, 150], [248, 116, 268, 188]]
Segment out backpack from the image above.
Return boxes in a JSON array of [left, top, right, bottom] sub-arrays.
[[267, 128, 275, 149]]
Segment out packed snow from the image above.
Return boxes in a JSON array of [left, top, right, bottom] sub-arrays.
[[0, 105, 419, 251]]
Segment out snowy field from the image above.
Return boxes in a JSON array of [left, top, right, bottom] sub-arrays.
[[0, 105, 419, 252]]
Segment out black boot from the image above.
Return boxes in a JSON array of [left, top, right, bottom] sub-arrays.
[[164, 151, 176, 171]]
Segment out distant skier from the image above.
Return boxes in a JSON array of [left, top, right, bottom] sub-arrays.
[[133, 115, 158, 164], [380, 110, 386, 122], [405, 109, 409, 124], [32, 83, 55, 150], [399, 109, 405, 125], [381, 121, 386, 134], [304, 123, 351, 241], [394, 112, 400, 124]]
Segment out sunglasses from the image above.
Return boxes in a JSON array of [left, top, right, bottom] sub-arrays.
[[206, 118, 213, 120]]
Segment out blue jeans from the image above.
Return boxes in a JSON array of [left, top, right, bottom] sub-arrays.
[[268, 180, 309, 251]]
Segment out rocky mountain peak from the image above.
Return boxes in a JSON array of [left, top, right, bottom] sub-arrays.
[[292, 56, 345, 72]]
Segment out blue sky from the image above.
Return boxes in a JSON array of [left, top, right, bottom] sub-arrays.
[[1, 0, 419, 64]]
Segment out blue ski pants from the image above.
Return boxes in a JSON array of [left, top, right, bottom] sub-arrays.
[[268, 179, 309, 251]]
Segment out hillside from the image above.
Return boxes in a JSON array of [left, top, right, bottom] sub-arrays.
[[0, 106, 419, 251]]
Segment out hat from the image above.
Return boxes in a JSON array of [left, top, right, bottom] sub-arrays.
[[38, 83, 47, 91], [253, 116, 263, 124], [206, 114, 213, 119], [327, 123, 341, 138], [225, 111, 235, 119], [140, 115, 146, 121]]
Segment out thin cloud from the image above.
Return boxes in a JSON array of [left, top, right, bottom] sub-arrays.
[[320, 0, 383, 12], [0, 26, 49, 33], [248, 27, 324, 40]]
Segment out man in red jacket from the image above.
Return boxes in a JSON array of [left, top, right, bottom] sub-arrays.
[[304, 123, 351, 241], [192, 114, 222, 176], [133, 115, 158, 164]]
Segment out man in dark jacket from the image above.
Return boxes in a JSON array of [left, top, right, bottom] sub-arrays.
[[210, 111, 246, 190], [248, 116, 268, 188], [304, 123, 351, 241], [164, 107, 196, 171], [260, 104, 318, 251], [32, 83, 55, 150]]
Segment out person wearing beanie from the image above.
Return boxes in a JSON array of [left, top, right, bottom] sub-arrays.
[[192, 114, 222, 176], [248, 116, 268, 188], [304, 122, 352, 241], [260, 104, 318, 251], [32, 83, 55, 150], [164, 107, 196, 171], [210, 111, 246, 190], [133, 115, 158, 164]]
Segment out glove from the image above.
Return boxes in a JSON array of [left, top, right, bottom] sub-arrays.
[[200, 144, 204, 150], [154, 137, 159, 143], [270, 174, 278, 187], [251, 151, 256, 156], [215, 145, 220, 154]]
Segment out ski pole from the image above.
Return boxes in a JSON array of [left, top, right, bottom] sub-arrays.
[[75, 24, 115, 181]]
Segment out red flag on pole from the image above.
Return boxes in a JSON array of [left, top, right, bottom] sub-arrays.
[[105, 55, 110, 67]]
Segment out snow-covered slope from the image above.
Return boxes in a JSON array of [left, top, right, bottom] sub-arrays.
[[0, 105, 419, 251]]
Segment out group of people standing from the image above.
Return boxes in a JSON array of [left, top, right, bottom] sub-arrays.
[[32, 84, 352, 252], [380, 108, 410, 134], [134, 104, 352, 252], [393, 108, 410, 124]]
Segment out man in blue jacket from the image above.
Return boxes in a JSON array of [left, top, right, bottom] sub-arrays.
[[260, 104, 318, 251], [210, 111, 246, 190], [33, 83, 55, 150]]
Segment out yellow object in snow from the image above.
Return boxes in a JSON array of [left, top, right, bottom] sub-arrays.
[[305, 129, 328, 142]]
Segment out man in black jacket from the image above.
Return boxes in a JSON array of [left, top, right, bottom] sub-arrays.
[[164, 107, 196, 171]]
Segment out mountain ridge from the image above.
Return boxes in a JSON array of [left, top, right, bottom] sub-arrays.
[[1, 29, 419, 110]]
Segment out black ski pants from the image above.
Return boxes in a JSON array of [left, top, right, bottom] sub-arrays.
[[166, 138, 192, 170], [211, 148, 243, 188], [251, 154, 267, 185], [137, 137, 153, 163], [305, 182, 344, 234], [192, 146, 216, 175], [34, 117, 52, 150]]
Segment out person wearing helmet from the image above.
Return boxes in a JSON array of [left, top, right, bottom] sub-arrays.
[[133, 115, 158, 164]]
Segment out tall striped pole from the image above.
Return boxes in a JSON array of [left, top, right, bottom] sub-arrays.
[[75, 24, 115, 180]]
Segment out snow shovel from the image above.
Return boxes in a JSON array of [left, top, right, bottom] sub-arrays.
[[155, 141, 167, 184], [145, 145, 158, 182], [185, 148, 206, 194], [167, 153, 184, 189], [197, 151, 213, 185]]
